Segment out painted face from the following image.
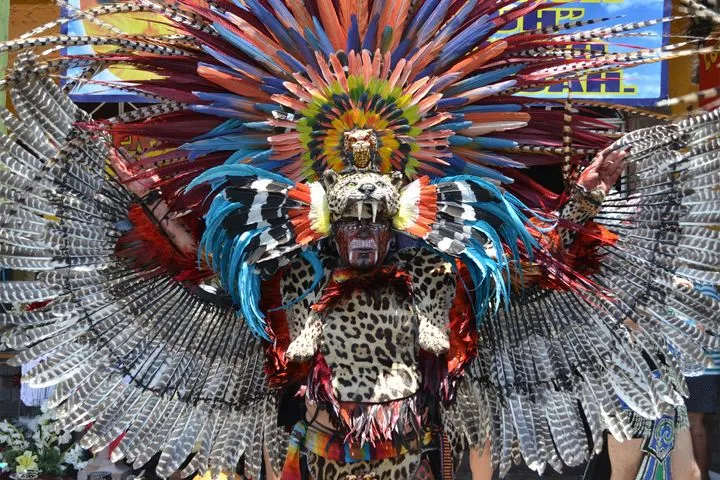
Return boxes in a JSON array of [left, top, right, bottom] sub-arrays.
[[334, 218, 392, 269]]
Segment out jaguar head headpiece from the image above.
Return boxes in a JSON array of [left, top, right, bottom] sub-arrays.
[[322, 169, 403, 223]]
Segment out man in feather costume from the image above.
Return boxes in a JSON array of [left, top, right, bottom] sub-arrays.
[[0, 0, 719, 479]]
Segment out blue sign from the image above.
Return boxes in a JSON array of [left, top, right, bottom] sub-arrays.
[[497, 0, 671, 105]]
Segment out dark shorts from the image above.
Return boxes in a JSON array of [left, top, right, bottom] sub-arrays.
[[685, 375, 720, 413]]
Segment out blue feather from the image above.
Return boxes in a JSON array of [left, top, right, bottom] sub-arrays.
[[225, 149, 272, 165], [428, 121, 472, 132], [449, 135, 473, 147], [186, 164, 294, 194], [192, 119, 244, 140], [240, 256, 269, 339], [238, 0, 295, 53], [200, 47, 266, 80], [416, 0, 453, 44], [347, 15, 361, 52], [444, 65, 524, 96], [260, 83, 289, 95], [266, 0, 303, 32], [390, 38, 412, 66], [362, 14, 380, 51], [472, 137, 519, 150], [263, 77, 287, 91], [434, 0, 478, 43], [287, 28, 318, 70], [446, 155, 513, 182], [311, 17, 335, 58], [437, 97, 467, 109], [219, 148, 260, 164], [188, 105, 252, 120], [304, 26, 329, 57], [429, 72, 463, 93], [405, 0, 440, 40], [255, 103, 282, 114], [463, 151, 524, 169], [463, 163, 514, 183], [194, 91, 252, 109], [276, 50, 307, 74], [436, 16, 494, 69], [180, 135, 269, 156]]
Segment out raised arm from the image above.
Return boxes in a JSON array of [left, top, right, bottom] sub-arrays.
[[556, 148, 629, 247]]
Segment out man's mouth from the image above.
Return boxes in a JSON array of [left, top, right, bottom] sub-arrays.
[[344, 200, 382, 223]]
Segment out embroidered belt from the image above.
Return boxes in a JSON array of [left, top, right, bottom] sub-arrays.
[[281, 421, 434, 479]]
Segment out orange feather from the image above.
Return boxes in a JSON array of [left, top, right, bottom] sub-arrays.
[[448, 41, 508, 78], [417, 93, 444, 115], [293, 71, 325, 99], [317, 1, 346, 50], [361, 49, 373, 84], [338, 0, 352, 32], [329, 53, 349, 91], [270, 95, 307, 112], [316, 53, 336, 87], [286, 0, 314, 32]]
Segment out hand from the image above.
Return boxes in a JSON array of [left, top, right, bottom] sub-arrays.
[[577, 147, 629, 195], [285, 313, 322, 362], [417, 315, 449, 354]]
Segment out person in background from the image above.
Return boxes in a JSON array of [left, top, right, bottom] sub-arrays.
[[684, 283, 720, 480]]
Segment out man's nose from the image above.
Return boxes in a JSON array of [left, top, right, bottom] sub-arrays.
[[359, 183, 376, 195]]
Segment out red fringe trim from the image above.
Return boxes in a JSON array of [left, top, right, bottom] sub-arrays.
[[311, 266, 414, 315], [447, 262, 478, 376]]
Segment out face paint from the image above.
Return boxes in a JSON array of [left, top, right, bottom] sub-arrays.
[[334, 218, 392, 269]]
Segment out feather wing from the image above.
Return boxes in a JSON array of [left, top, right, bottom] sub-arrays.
[[458, 108, 720, 473], [0, 56, 274, 478]]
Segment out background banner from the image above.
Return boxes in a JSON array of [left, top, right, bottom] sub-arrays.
[[63, 0, 178, 102], [496, 0, 672, 105], [64, 0, 671, 105], [699, 38, 720, 108]]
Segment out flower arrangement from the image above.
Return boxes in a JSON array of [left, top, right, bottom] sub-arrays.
[[0, 407, 90, 479]]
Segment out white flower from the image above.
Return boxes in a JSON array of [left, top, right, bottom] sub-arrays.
[[0, 420, 30, 451], [62, 444, 89, 470], [57, 430, 72, 444]]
